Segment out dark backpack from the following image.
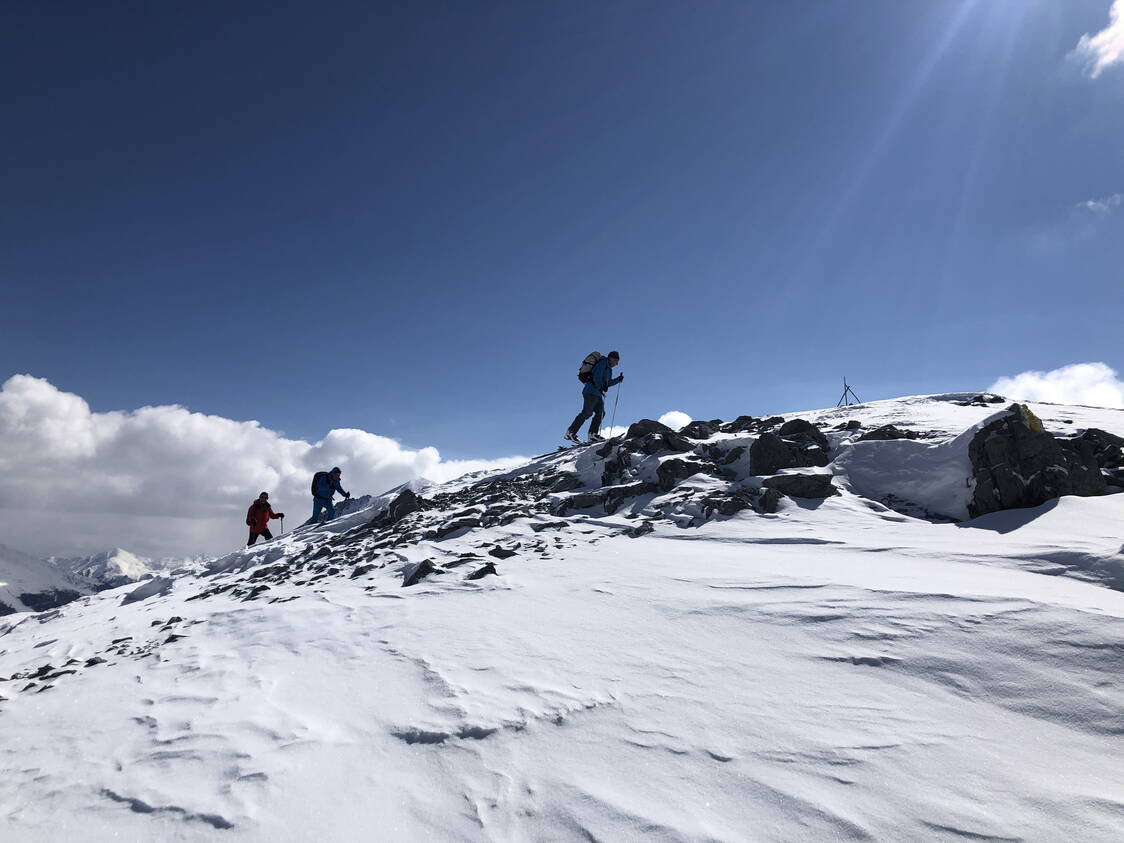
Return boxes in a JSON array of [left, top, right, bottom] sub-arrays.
[[311, 471, 330, 497], [577, 351, 603, 383]]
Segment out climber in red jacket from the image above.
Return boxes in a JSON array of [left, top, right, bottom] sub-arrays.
[[246, 492, 284, 546]]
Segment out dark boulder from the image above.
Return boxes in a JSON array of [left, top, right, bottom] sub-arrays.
[[680, 420, 721, 439], [604, 482, 660, 514], [635, 431, 694, 455], [968, 403, 1106, 517], [758, 487, 783, 513], [833, 420, 863, 431], [625, 419, 674, 438], [402, 559, 440, 587], [549, 473, 583, 493], [375, 489, 424, 527], [628, 521, 656, 537], [719, 415, 758, 434], [557, 491, 604, 514], [657, 459, 710, 492], [432, 516, 482, 539], [467, 562, 498, 580], [857, 425, 919, 442], [778, 419, 829, 451], [762, 474, 838, 499], [750, 433, 799, 475], [1076, 428, 1124, 469], [488, 546, 518, 560]]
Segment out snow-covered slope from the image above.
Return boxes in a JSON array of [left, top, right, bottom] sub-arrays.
[[0, 543, 92, 614], [1, 395, 1123, 841], [48, 548, 161, 590]]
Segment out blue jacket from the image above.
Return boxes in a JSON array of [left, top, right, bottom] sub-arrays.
[[314, 473, 348, 500], [583, 357, 621, 397]]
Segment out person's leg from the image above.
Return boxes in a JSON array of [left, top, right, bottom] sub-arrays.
[[247, 530, 259, 546], [303, 498, 326, 526], [261, 528, 273, 540], [324, 500, 337, 521], [568, 393, 599, 435], [588, 394, 606, 436]]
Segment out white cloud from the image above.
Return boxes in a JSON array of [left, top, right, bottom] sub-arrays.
[[1074, 0, 1124, 78], [657, 411, 693, 431], [0, 375, 525, 559], [1076, 193, 1123, 214], [988, 362, 1124, 408]]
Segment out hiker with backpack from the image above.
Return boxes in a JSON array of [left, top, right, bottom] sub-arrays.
[[302, 466, 351, 526], [246, 492, 284, 546], [565, 351, 623, 444]]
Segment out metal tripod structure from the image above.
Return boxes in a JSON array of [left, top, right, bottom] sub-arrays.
[[837, 377, 862, 407]]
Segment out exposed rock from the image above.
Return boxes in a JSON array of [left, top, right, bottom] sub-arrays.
[[657, 459, 710, 492], [758, 487, 783, 513], [627, 521, 655, 538], [350, 563, 376, 578], [777, 419, 829, 451], [604, 482, 660, 514], [402, 559, 440, 587], [625, 419, 674, 438], [958, 393, 1006, 406], [680, 420, 722, 439], [432, 516, 482, 539], [1076, 428, 1124, 469], [635, 431, 694, 455], [833, 420, 863, 431], [466, 562, 498, 580], [719, 415, 758, 434], [376, 489, 424, 526], [750, 433, 799, 475], [557, 491, 605, 513], [549, 474, 583, 493], [968, 403, 1106, 518], [16, 590, 83, 613], [762, 474, 838, 499], [488, 547, 518, 560], [120, 578, 173, 606], [857, 425, 919, 442]]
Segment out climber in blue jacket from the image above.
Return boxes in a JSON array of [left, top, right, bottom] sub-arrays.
[[303, 467, 351, 526], [565, 351, 623, 444]]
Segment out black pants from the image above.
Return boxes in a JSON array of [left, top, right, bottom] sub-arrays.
[[568, 392, 605, 436], [247, 528, 273, 546]]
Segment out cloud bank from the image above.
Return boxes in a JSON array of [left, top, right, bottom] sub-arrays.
[[0, 375, 525, 559], [988, 362, 1124, 408], [1074, 0, 1124, 78], [657, 410, 693, 431]]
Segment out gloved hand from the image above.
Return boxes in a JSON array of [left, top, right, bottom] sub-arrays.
[[345, 492, 351, 499], [617, 373, 624, 382], [276, 513, 285, 519], [246, 519, 253, 527]]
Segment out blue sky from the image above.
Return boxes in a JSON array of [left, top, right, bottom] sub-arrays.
[[4, 0, 1123, 461]]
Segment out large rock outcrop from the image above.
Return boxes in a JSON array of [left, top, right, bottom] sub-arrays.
[[968, 404, 1105, 517]]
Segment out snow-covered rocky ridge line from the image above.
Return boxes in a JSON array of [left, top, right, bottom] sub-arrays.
[[1, 394, 1123, 840], [0, 547, 184, 616]]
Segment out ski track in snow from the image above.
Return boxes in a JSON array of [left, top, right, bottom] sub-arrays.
[[0, 394, 1123, 840]]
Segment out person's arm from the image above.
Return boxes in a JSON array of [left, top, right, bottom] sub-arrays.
[[269, 507, 281, 520], [611, 372, 623, 386], [333, 478, 350, 498]]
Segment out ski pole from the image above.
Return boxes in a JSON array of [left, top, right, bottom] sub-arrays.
[[279, 516, 284, 537], [609, 380, 622, 437]]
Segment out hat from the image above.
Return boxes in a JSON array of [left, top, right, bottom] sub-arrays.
[[330, 467, 342, 474], [608, 350, 620, 359]]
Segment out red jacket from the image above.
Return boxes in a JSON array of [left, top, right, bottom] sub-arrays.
[[246, 500, 279, 532]]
